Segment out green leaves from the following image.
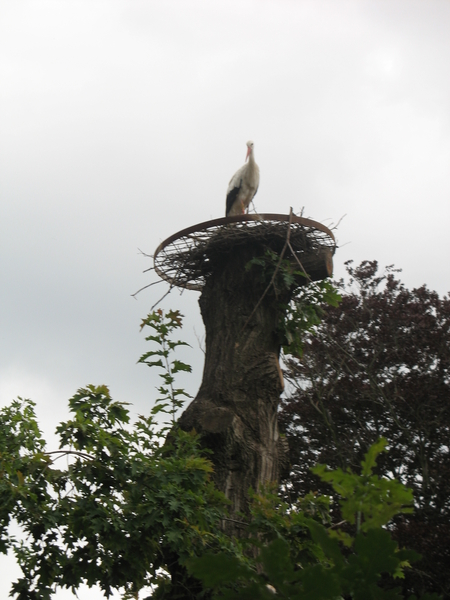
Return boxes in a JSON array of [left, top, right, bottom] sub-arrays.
[[246, 247, 341, 357], [187, 552, 254, 589], [0, 309, 228, 598], [0, 399, 440, 599], [138, 309, 192, 426], [0, 304, 442, 599], [56, 384, 130, 453], [0, 387, 229, 598], [280, 260, 450, 596], [189, 440, 434, 600], [312, 438, 414, 533], [282, 278, 342, 357]]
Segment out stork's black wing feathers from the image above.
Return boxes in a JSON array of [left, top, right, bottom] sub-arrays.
[[225, 180, 242, 216]]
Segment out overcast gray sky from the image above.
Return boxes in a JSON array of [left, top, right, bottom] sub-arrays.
[[1, 1, 450, 597]]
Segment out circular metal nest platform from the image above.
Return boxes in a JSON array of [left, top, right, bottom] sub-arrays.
[[153, 213, 336, 292]]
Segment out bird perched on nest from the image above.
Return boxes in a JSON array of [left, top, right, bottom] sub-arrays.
[[226, 141, 260, 217]]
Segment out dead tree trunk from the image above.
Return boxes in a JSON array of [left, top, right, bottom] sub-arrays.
[[152, 216, 334, 597], [177, 233, 332, 534], [179, 243, 286, 533]]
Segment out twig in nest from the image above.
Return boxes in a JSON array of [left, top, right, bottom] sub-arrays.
[[248, 201, 263, 220], [331, 214, 346, 230], [287, 240, 311, 281], [137, 247, 153, 258], [153, 218, 331, 292]]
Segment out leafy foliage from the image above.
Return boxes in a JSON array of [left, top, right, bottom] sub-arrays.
[[0, 311, 232, 599], [0, 387, 229, 599], [312, 438, 414, 532], [188, 441, 438, 600], [246, 248, 341, 356], [138, 308, 192, 425], [0, 305, 444, 599], [280, 260, 450, 598], [282, 278, 341, 357]]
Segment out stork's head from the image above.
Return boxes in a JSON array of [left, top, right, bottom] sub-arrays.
[[245, 140, 254, 161]]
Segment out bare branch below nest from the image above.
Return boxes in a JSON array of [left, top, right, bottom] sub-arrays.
[[150, 286, 175, 311], [131, 279, 164, 299]]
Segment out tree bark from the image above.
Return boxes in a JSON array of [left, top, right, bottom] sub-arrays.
[[179, 243, 285, 534], [178, 236, 332, 534]]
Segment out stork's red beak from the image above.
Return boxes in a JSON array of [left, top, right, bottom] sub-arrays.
[[245, 146, 251, 161]]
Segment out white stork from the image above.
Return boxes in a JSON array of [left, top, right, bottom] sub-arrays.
[[226, 141, 260, 217]]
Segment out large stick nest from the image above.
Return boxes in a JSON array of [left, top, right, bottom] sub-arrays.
[[153, 214, 336, 291]]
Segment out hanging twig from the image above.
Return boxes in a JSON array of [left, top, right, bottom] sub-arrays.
[[194, 327, 206, 355], [150, 286, 174, 311], [131, 280, 164, 299], [287, 240, 311, 282], [239, 208, 295, 334]]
